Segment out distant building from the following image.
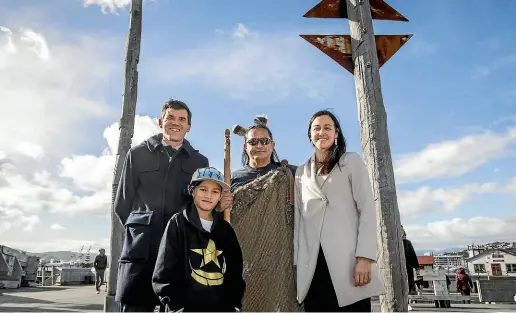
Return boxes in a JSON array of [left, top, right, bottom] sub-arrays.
[[417, 255, 435, 271], [465, 248, 516, 277], [434, 254, 465, 268]]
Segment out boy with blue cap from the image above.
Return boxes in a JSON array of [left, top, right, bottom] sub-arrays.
[[152, 167, 246, 312]]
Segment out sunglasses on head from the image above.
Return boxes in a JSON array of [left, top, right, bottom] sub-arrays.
[[246, 137, 273, 146]]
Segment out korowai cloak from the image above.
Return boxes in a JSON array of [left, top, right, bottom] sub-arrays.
[[231, 164, 302, 312]]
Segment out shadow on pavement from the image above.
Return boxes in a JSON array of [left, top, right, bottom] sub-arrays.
[[0, 294, 55, 305], [64, 303, 103, 311], [1, 286, 69, 293], [0, 307, 72, 312]]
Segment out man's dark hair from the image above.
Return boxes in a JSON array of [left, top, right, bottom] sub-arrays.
[[241, 124, 281, 166], [161, 98, 192, 125], [307, 109, 347, 175]]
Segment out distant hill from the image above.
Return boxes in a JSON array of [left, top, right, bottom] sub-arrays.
[[28, 250, 94, 262], [415, 247, 465, 255], [415, 241, 516, 256]]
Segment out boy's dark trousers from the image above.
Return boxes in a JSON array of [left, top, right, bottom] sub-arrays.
[[120, 303, 165, 312]]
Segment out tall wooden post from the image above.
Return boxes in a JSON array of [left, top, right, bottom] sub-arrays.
[[104, 0, 143, 311], [345, 0, 408, 311]]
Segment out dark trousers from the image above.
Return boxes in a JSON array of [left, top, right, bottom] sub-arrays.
[[304, 247, 372, 312], [95, 270, 105, 292], [460, 289, 471, 304], [406, 266, 416, 293], [121, 303, 163, 312]]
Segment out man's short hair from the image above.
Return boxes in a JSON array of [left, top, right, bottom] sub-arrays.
[[161, 99, 192, 125]]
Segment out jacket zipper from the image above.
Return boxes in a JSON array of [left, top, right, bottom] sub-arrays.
[[161, 149, 175, 231]]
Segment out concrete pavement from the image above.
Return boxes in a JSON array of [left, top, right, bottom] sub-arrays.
[[2, 285, 516, 312], [0, 285, 104, 312]]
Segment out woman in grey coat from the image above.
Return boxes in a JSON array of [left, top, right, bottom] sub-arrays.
[[294, 110, 384, 312]]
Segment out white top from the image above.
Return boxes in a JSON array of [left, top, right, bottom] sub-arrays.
[[200, 217, 213, 232]]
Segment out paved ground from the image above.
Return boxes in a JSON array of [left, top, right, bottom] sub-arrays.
[[0, 285, 104, 312], [1, 285, 516, 312], [408, 303, 516, 312]]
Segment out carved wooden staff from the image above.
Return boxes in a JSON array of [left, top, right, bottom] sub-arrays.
[[223, 128, 231, 223]]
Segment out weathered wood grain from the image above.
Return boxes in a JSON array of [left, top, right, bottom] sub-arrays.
[[105, 0, 143, 311], [345, 0, 408, 311]]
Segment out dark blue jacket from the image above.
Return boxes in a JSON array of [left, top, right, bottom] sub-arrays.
[[114, 133, 208, 305]]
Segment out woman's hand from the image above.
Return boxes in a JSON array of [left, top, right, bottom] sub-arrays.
[[354, 257, 373, 287]]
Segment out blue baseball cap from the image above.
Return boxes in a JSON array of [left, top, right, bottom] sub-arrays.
[[189, 167, 229, 191]]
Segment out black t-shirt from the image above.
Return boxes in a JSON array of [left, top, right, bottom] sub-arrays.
[[230, 162, 297, 191]]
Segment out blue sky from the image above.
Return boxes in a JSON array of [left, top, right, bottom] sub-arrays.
[[0, 0, 515, 253]]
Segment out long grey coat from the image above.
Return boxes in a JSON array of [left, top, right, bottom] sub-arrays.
[[294, 152, 385, 307]]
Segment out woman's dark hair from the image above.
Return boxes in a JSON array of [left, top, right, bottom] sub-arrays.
[[307, 110, 347, 175], [241, 124, 281, 166]]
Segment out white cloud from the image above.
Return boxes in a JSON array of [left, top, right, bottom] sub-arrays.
[[59, 115, 160, 194], [0, 25, 118, 158], [232, 23, 249, 38], [405, 215, 516, 250], [0, 207, 40, 234], [14, 142, 45, 159], [394, 127, 516, 184], [0, 26, 16, 53], [0, 115, 160, 218], [50, 223, 66, 230], [19, 28, 50, 60], [399, 178, 516, 218], [82, 0, 130, 14], [148, 23, 340, 102], [82, 0, 155, 14], [0, 161, 110, 215], [0, 16, 141, 252]]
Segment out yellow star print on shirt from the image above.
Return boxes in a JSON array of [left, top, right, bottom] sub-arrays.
[[191, 239, 223, 268]]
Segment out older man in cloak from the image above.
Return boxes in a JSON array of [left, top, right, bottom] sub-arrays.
[[226, 115, 301, 312]]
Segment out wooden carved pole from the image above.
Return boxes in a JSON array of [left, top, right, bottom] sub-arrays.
[[104, 0, 142, 311], [300, 0, 411, 311], [223, 128, 231, 223], [345, 0, 408, 311]]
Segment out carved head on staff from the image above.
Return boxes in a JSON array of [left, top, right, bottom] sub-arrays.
[[232, 114, 280, 168]]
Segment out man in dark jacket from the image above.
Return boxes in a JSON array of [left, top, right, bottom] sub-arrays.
[[401, 226, 419, 294], [94, 248, 108, 294], [113, 99, 226, 312]]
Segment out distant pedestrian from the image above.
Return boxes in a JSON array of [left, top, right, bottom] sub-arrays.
[[401, 226, 419, 311], [401, 226, 419, 294], [93, 248, 108, 294], [455, 267, 473, 304]]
